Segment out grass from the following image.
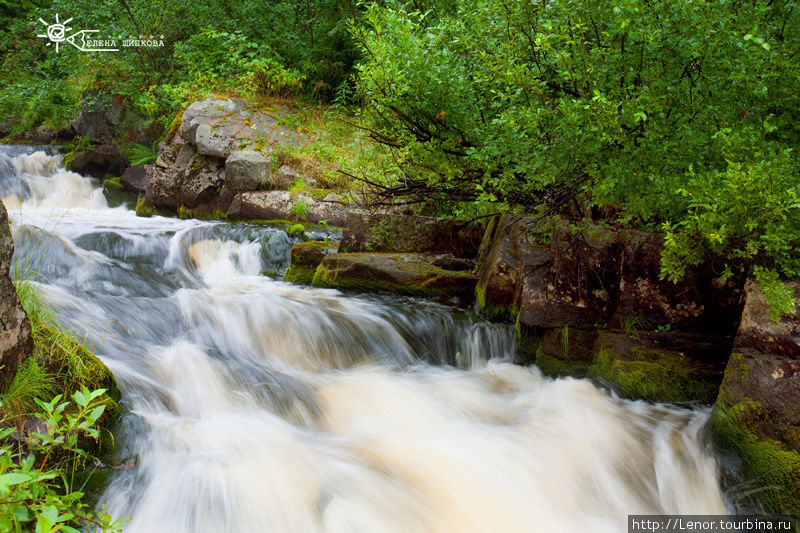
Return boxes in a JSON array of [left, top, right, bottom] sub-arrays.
[[120, 142, 158, 167]]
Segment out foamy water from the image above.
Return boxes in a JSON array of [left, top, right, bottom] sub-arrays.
[[1, 146, 730, 532]]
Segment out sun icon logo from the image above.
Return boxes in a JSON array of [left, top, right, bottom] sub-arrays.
[[36, 14, 73, 52]]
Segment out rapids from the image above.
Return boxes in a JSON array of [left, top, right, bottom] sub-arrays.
[[1, 145, 731, 533]]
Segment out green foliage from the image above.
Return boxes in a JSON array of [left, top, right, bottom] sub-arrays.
[[753, 266, 796, 323], [353, 0, 800, 306], [0, 388, 125, 533], [0, 358, 55, 424], [289, 198, 308, 219], [120, 143, 157, 167]]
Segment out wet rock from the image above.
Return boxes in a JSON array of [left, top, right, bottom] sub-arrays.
[[226, 191, 292, 221], [711, 280, 800, 515], [20, 126, 57, 144], [0, 202, 33, 388], [67, 143, 128, 177], [587, 331, 722, 403], [339, 213, 484, 259], [102, 177, 129, 207], [284, 241, 339, 285], [120, 165, 147, 194], [474, 216, 525, 320], [611, 229, 746, 335], [312, 253, 477, 304], [180, 155, 224, 208], [143, 164, 181, 211], [226, 149, 271, 191]]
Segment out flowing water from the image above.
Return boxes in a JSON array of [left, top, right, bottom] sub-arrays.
[[1, 145, 731, 532]]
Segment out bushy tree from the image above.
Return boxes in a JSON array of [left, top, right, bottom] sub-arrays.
[[353, 0, 800, 311]]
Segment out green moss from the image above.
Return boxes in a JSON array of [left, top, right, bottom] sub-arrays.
[[308, 188, 334, 201], [711, 400, 800, 516], [284, 264, 317, 284], [101, 177, 129, 208], [514, 317, 540, 363], [535, 350, 590, 377], [287, 223, 306, 239], [311, 253, 476, 300], [588, 347, 718, 403], [476, 282, 516, 321], [135, 195, 156, 217]]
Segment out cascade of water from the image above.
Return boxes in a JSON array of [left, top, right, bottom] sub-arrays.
[[1, 146, 730, 533]]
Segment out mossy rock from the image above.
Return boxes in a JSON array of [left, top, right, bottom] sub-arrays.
[[134, 195, 173, 218], [287, 223, 306, 239], [312, 252, 477, 303], [587, 331, 722, 403], [284, 240, 339, 285], [102, 177, 129, 207], [710, 349, 800, 515], [711, 399, 800, 516]]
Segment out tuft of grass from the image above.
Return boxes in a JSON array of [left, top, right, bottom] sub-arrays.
[[0, 357, 55, 425]]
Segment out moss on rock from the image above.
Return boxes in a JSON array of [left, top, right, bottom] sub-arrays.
[[711, 398, 800, 516], [587, 332, 721, 403], [102, 177, 128, 207], [312, 252, 477, 302]]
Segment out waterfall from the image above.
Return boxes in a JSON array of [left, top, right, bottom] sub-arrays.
[[1, 146, 729, 533]]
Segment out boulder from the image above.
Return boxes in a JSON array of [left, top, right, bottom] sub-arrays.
[[67, 144, 128, 177], [195, 123, 233, 158], [120, 165, 148, 194], [711, 280, 800, 515], [226, 191, 292, 221], [284, 241, 339, 284], [226, 190, 362, 225], [312, 253, 477, 304], [180, 155, 225, 208], [143, 165, 181, 211], [271, 165, 299, 189], [179, 98, 298, 152], [611, 229, 746, 335], [0, 202, 33, 388], [226, 149, 271, 191], [339, 213, 484, 258], [587, 331, 722, 403]]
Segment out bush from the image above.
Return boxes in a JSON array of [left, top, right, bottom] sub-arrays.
[[352, 0, 800, 311]]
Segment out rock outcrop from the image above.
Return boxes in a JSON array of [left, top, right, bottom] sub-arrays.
[[471, 216, 746, 402], [0, 202, 33, 388], [339, 213, 484, 259], [284, 241, 339, 284], [67, 143, 128, 177], [312, 253, 477, 303], [711, 280, 800, 515]]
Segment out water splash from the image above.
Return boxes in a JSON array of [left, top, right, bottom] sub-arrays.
[[1, 144, 731, 532]]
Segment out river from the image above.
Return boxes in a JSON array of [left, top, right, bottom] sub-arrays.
[[0, 144, 730, 533]]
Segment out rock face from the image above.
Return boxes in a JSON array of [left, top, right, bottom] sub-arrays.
[[339, 213, 484, 259], [312, 253, 477, 303], [226, 190, 364, 225], [67, 144, 128, 177], [120, 165, 148, 194], [72, 92, 156, 146], [0, 202, 33, 389], [470, 216, 747, 402], [226, 150, 270, 192], [284, 241, 339, 284], [711, 280, 800, 515]]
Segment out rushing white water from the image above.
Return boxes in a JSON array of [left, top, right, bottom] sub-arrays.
[[1, 146, 730, 532]]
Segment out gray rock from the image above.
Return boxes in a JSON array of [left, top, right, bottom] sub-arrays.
[[195, 123, 233, 158], [271, 165, 299, 189], [120, 165, 147, 194], [67, 144, 128, 177], [0, 202, 33, 387], [144, 165, 181, 210], [226, 150, 270, 192], [174, 143, 196, 172], [180, 155, 224, 208]]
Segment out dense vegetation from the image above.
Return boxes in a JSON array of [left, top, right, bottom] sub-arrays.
[[2, 0, 799, 313]]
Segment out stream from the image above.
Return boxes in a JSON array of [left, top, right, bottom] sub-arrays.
[[0, 144, 731, 533]]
